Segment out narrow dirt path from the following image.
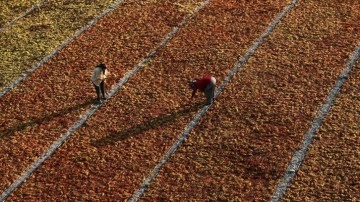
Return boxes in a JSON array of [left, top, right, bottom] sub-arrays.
[[0, 0, 41, 28], [283, 61, 359, 201], [0, 0, 200, 197], [5, 0, 289, 201], [2, 0, 358, 201], [142, 0, 360, 201]]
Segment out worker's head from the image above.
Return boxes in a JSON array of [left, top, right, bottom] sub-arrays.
[[97, 63, 107, 74], [97, 63, 106, 70], [188, 80, 197, 89]]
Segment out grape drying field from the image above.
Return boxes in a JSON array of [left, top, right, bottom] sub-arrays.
[[0, 0, 359, 201]]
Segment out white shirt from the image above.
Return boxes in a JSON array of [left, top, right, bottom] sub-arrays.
[[91, 67, 109, 86]]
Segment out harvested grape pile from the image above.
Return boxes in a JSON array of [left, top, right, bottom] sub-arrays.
[[0, 0, 359, 201]]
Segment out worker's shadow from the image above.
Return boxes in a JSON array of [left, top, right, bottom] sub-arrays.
[[92, 103, 202, 147], [0, 99, 94, 138]]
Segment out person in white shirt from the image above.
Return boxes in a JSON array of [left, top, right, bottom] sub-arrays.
[[91, 63, 109, 103]]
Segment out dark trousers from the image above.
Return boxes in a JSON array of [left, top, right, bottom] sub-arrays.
[[204, 77, 216, 105], [204, 83, 215, 104], [93, 81, 105, 100]]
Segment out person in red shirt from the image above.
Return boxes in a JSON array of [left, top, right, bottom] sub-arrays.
[[188, 75, 216, 105]]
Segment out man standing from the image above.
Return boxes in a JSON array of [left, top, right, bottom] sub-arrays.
[[91, 63, 109, 103], [189, 75, 216, 105]]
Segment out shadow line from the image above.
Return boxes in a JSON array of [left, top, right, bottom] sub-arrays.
[[92, 103, 202, 147], [0, 99, 94, 138]]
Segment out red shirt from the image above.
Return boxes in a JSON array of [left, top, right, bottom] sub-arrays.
[[195, 76, 212, 91], [191, 76, 212, 98]]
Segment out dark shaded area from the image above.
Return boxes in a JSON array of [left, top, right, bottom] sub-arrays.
[[92, 103, 202, 147], [0, 99, 93, 138]]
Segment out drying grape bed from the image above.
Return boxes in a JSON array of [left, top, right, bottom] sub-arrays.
[[0, 0, 359, 201], [0, 0, 117, 89]]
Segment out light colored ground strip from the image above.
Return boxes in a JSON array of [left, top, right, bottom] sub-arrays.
[[0, 0, 48, 33], [128, 1, 299, 201], [0, 1, 210, 200], [270, 45, 360, 202], [0, 0, 126, 99]]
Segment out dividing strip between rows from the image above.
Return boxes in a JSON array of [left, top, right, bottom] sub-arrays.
[[270, 44, 360, 202], [128, 0, 300, 201], [0, 0, 211, 200], [0, 0, 49, 33]]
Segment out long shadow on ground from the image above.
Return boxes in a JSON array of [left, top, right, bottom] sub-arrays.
[[0, 99, 94, 138], [92, 103, 202, 147]]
